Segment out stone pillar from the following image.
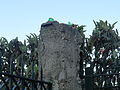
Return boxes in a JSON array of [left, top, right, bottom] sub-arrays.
[[38, 21, 83, 90]]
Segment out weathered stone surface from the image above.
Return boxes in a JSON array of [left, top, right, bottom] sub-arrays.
[[38, 21, 83, 90]]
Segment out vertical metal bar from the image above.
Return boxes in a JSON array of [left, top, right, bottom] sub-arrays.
[[21, 54, 25, 90], [79, 51, 84, 79], [32, 61, 35, 79], [0, 52, 2, 72], [117, 74, 120, 90], [0, 52, 2, 88], [10, 54, 14, 89], [0, 52, 9, 90], [21, 54, 24, 76], [10, 54, 14, 74], [85, 67, 94, 90], [41, 65, 43, 90], [32, 60, 35, 90], [0, 52, 3, 88]]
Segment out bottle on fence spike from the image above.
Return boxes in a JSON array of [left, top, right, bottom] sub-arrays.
[[48, 18, 54, 22]]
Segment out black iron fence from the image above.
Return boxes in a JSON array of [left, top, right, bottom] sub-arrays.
[[79, 50, 120, 90], [84, 67, 120, 90], [0, 52, 52, 90], [80, 61, 120, 90]]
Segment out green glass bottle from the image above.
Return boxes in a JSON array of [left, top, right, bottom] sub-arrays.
[[48, 18, 54, 21]]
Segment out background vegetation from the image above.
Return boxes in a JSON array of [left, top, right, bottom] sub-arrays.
[[0, 20, 120, 85], [0, 33, 39, 79]]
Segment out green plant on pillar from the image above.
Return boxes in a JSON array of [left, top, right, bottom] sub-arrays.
[[77, 25, 86, 39]]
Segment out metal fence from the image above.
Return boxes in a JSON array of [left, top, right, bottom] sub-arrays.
[[0, 52, 52, 90], [84, 67, 120, 90], [79, 51, 120, 90]]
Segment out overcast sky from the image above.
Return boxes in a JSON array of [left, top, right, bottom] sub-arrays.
[[0, 0, 120, 41]]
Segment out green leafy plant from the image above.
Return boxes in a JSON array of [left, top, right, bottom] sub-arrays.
[[81, 20, 120, 88], [0, 33, 39, 79]]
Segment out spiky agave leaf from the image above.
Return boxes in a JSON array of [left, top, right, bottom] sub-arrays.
[[111, 21, 118, 29]]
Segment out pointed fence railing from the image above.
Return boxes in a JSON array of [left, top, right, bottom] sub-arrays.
[[0, 52, 52, 90], [79, 51, 120, 90]]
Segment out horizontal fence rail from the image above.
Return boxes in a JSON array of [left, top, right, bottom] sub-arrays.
[[84, 67, 120, 90], [0, 72, 52, 90], [79, 48, 120, 90], [0, 52, 52, 90]]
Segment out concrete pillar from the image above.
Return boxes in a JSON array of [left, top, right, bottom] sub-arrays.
[[38, 21, 83, 90]]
